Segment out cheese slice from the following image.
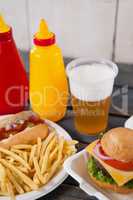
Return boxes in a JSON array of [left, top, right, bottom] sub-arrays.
[[86, 140, 133, 186]]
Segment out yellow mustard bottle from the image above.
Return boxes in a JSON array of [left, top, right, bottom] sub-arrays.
[[30, 19, 68, 121]]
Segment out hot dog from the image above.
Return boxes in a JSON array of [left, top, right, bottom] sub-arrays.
[[0, 124, 49, 149], [0, 111, 44, 140]]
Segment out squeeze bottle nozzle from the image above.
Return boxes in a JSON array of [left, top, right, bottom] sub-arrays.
[[35, 19, 53, 39], [0, 15, 10, 33]]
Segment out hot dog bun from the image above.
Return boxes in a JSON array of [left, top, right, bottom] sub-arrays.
[[0, 124, 48, 149]]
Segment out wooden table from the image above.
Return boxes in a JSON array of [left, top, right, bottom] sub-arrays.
[[21, 52, 133, 200]]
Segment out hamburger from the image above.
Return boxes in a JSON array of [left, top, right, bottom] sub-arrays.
[[86, 127, 133, 194]]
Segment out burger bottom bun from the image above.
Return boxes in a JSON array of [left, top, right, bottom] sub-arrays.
[[89, 174, 133, 194]]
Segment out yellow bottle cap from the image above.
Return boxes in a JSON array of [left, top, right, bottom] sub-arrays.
[[0, 15, 10, 33], [35, 19, 54, 39]]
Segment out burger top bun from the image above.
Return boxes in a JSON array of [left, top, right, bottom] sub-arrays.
[[101, 127, 133, 162]]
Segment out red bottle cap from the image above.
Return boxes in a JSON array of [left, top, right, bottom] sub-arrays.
[[33, 33, 55, 46], [0, 15, 12, 41], [0, 28, 12, 41]]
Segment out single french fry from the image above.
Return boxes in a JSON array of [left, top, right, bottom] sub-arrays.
[[33, 157, 45, 184], [0, 163, 7, 193], [46, 159, 61, 183], [0, 152, 2, 159], [41, 137, 57, 174], [23, 185, 31, 192], [63, 140, 77, 155], [61, 155, 68, 164], [33, 173, 40, 185], [57, 137, 64, 162], [12, 145, 32, 150], [0, 147, 30, 170], [65, 140, 78, 145], [41, 173, 49, 185], [39, 131, 55, 167], [29, 145, 37, 167], [49, 147, 58, 164], [64, 148, 73, 157], [17, 166, 29, 174], [11, 149, 23, 156], [37, 137, 42, 160], [6, 169, 24, 194], [23, 152, 28, 163], [0, 159, 38, 190]]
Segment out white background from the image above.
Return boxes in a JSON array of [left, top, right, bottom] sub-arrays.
[[0, 0, 133, 63]]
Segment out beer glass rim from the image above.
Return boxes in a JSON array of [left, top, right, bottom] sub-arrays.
[[66, 58, 119, 83]]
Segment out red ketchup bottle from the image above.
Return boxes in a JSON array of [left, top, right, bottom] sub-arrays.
[[0, 15, 29, 114]]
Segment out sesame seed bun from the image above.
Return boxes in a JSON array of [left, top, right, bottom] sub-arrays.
[[101, 127, 133, 162]]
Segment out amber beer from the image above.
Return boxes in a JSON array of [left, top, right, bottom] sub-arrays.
[[72, 95, 111, 134], [67, 59, 118, 135]]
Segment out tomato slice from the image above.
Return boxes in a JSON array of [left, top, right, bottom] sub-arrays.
[[94, 142, 133, 171]]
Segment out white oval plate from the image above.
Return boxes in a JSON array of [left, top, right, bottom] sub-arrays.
[[64, 150, 133, 200], [124, 116, 133, 129], [0, 115, 73, 200]]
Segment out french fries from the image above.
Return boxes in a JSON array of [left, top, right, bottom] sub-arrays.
[[0, 148, 30, 170], [6, 179, 15, 200], [6, 169, 24, 194], [41, 136, 57, 174], [0, 127, 77, 200], [0, 159, 38, 190]]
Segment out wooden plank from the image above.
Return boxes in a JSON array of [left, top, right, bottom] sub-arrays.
[[115, 0, 133, 63], [28, 0, 116, 59], [39, 184, 97, 200], [0, 0, 29, 51]]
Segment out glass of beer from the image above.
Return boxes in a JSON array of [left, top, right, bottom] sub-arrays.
[[66, 58, 118, 135]]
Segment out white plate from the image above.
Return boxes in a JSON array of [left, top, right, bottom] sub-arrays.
[[64, 150, 133, 200], [0, 115, 73, 200], [124, 116, 133, 129]]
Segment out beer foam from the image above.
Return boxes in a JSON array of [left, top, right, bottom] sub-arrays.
[[67, 63, 118, 101]]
